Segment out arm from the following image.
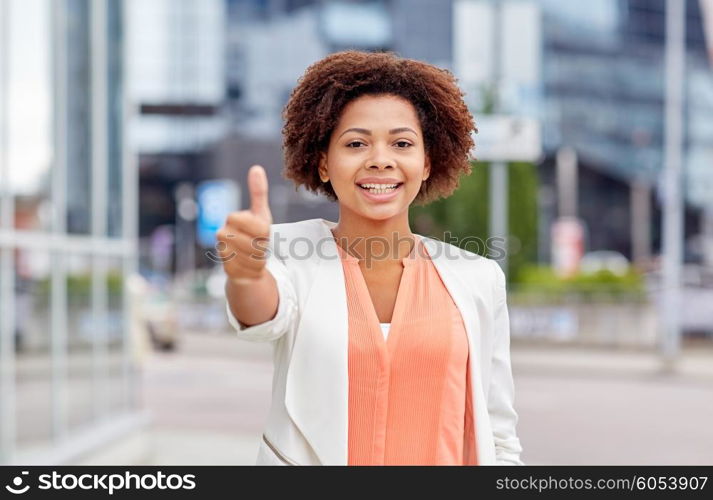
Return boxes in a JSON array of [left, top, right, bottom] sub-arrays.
[[226, 266, 278, 327], [488, 258, 525, 465], [220, 165, 298, 342], [225, 243, 298, 343]]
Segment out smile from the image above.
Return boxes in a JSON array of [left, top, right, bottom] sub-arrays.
[[357, 182, 402, 193], [356, 182, 404, 202]]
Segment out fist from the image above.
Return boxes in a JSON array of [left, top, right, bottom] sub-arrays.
[[216, 165, 273, 285]]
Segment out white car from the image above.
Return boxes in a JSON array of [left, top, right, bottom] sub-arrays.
[[579, 250, 630, 275]]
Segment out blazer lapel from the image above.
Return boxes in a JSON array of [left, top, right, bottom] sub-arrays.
[[284, 219, 349, 465], [422, 236, 496, 465]]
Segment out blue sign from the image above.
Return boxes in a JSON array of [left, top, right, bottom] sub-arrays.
[[196, 179, 240, 248]]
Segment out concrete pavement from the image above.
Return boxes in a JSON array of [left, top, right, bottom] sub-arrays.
[[137, 331, 713, 465], [511, 342, 713, 465], [139, 332, 272, 465]]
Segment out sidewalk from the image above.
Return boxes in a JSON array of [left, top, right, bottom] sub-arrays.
[[136, 331, 713, 465], [511, 340, 713, 382], [138, 331, 273, 465], [510, 340, 713, 465]]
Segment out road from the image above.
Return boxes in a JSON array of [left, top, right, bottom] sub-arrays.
[[139, 331, 713, 465]]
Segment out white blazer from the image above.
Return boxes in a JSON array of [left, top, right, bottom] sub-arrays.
[[225, 218, 524, 465]]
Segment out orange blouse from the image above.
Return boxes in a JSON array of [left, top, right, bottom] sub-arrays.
[[335, 233, 478, 465]]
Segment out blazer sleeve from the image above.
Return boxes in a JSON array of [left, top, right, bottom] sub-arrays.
[[225, 245, 298, 343], [488, 258, 525, 465]]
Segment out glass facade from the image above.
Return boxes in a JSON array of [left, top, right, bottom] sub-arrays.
[[66, 0, 92, 235], [0, 0, 140, 464], [540, 0, 713, 207]]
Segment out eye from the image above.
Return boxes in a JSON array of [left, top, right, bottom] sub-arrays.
[[395, 141, 412, 148], [346, 141, 365, 148]]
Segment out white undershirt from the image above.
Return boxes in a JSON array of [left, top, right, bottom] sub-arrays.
[[379, 323, 391, 340]]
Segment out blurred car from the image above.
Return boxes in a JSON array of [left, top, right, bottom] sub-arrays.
[[127, 273, 179, 353], [143, 291, 180, 351], [579, 250, 630, 275]]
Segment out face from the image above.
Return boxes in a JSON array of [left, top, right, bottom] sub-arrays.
[[318, 94, 430, 221]]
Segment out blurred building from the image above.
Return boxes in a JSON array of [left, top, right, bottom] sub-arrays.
[[224, 0, 713, 268], [127, 0, 227, 154], [124, 0, 228, 276], [219, 0, 456, 228], [0, 0, 144, 464], [226, 0, 451, 136], [120, 0, 713, 279], [535, 0, 713, 265]]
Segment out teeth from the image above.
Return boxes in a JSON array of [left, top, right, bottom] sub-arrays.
[[357, 182, 401, 195], [359, 183, 398, 189]]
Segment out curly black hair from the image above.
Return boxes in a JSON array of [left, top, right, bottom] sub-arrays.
[[281, 50, 477, 205]]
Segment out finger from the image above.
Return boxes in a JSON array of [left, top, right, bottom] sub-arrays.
[[248, 165, 271, 223], [222, 249, 268, 275], [225, 231, 269, 259], [224, 211, 269, 239]]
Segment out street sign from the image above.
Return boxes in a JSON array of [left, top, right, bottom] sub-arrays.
[[471, 115, 542, 163], [551, 216, 586, 278]]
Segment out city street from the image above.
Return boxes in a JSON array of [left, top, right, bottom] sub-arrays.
[[139, 330, 713, 465], [513, 343, 713, 465], [139, 332, 273, 465]]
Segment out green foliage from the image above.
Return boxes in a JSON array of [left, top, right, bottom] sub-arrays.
[[35, 270, 124, 304], [507, 162, 538, 281], [511, 264, 647, 303], [410, 160, 539, 282]]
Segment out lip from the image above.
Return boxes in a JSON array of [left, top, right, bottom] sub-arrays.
[[357, 182, 404, 203], [355, 177, 403, 185]]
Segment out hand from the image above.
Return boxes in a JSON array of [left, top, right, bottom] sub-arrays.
[[216, 165, 273, 285]]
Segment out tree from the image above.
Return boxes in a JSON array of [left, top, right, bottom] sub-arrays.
[[410, 160, 539, 283]]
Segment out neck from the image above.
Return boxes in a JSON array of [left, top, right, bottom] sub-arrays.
[[330, 207, 416, 264]]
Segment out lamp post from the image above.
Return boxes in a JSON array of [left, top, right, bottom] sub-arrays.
[[489, 0, 508, 274], [661, 0, 686, 371]]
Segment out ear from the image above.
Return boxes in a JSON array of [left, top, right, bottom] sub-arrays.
[[423, 156, 431, 181], [318, 152, 329, 183]]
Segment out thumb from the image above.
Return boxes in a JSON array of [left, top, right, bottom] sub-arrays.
[[248, 165, 272, 223]]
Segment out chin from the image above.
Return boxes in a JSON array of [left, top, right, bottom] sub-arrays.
[[363, 212, 398, 221], [359, 205, 407, 220]]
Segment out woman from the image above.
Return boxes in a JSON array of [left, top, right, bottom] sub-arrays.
[[216, 50, 524, 466]]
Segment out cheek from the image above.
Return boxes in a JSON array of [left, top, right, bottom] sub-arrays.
[[405, 173, 426, 197], [329, 173, 352, 191], [328, 178, 357, 202], [405, 181, 422, 198], [326, 163, 358, 188]]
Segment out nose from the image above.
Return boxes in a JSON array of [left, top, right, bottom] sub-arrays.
[[367, 162, 394, 171], [366, 144, 395, 170]]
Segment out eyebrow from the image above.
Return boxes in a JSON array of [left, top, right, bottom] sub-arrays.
[[338, 127, 418, 139]]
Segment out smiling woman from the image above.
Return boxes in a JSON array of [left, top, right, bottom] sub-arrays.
[[218, 50, 524, 466], [317, 94, 427, 218], [282, 50, 476, 206]]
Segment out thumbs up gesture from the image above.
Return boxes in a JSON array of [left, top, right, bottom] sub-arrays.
[[216, 165, 273, 285]]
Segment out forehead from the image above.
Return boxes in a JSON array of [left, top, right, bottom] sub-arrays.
[[336, 94, 420, 129]]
